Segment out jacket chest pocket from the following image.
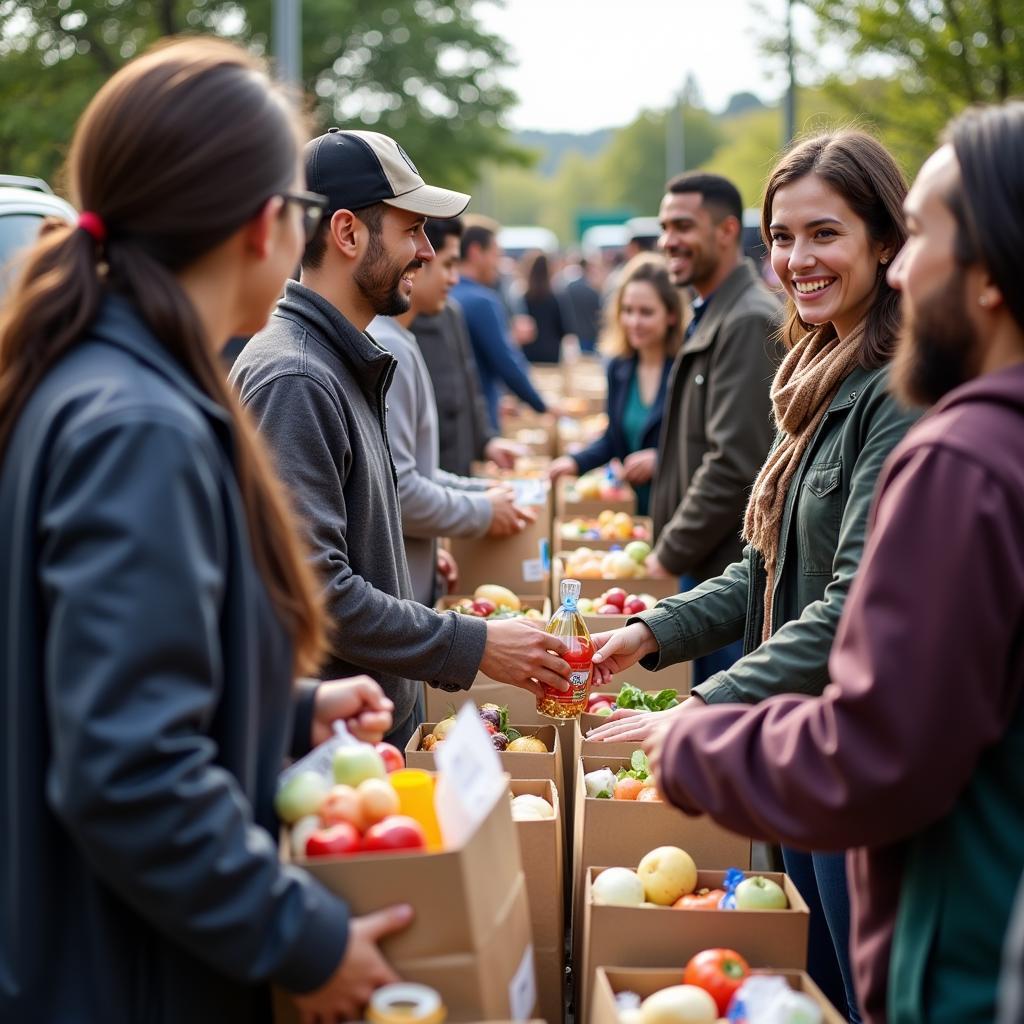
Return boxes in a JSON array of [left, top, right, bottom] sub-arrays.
[[796, 461, 842, 576], [683, 363, 709, 441]]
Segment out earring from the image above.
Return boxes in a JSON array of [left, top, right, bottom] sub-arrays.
[[880, 256, 890, 265]]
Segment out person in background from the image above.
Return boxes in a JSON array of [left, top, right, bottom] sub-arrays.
[[558, 252, 603, 352], [646, 172, 780, 685], [231, 130, 571, 752], [516, 250, 577, 364], [623, 102, 1024, 1024], [411, 218, 525, 476], [0, 39, 412, 1022], [549, 254, 682, 516], [589, 131, 920, 1019], [451, 216, 550, 429], [368, 219, 535, 608]]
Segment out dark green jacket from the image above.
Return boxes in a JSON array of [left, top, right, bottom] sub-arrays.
[[638, 362, 919, 703]]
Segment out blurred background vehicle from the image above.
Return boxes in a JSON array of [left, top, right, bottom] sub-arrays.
[[0, 175, 76, 297]]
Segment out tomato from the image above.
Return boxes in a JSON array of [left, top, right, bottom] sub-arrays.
[[361, 815, 427, 853], [305, 823, 361, 858], [374, 742, 405, 773], [672, 887, 726, 910], [614, 777, 645, 800], [682, 948, 750, 1014]]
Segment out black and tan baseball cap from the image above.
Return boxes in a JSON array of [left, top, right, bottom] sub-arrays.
[[304, 128, 471, 218]]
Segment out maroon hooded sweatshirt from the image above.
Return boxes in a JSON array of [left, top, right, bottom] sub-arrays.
[[658, 363, 1024, 1023]]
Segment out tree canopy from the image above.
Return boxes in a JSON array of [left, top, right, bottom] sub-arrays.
[[0, 0, 525, 190]]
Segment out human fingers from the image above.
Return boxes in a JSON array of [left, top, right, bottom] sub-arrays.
[[591, 631, 628, 665], [530, 666, 570, 692]]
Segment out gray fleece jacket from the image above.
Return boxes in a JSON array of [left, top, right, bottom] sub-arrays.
[[229, 282, 487, 745], [369, 315, 491, 606]]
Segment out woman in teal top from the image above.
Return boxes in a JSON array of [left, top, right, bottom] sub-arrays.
[[549, 255, 682, 515]]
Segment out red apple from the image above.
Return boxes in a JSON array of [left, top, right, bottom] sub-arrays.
[[589, 700, 613, 714], [470, 599, 496, 617], [361, 815, 427, 853], [597, 604, 620, 615], [588, 692, 611, 709], [375, 742, 405, 773], [603, 588, 627, 609], [305, 822, 361, 858], [623, 598, 647, 614]]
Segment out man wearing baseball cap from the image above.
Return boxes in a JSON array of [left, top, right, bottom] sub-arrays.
[[231, 130, 571, 750]]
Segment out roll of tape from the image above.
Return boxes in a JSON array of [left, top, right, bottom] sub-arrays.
[[366, 983, 446, 1024]]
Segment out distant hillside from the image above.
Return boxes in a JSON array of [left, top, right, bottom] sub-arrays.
[[513, 128, 615, 176]]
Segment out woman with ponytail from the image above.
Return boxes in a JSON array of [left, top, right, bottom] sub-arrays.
[[0, 39, 412, 1023]]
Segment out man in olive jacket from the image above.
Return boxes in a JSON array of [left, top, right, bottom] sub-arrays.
[[648, 173, 779, 682]]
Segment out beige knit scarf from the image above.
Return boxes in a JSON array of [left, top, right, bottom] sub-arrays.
[[744, 321, 865, 641]]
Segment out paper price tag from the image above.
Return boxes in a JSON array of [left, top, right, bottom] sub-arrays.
[[508, 943, 537, 1021], [512, 478, 548, 508], [435, 703, 506, 848], [521, 557, 545, 583]]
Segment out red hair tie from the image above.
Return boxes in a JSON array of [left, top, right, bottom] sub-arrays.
[[78, 211, 106, 243]]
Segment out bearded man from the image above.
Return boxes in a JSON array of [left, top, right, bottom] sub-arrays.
[[231, 131, 571, 748]]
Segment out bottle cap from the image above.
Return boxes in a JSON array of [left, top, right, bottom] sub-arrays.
[[367, 983, 446, 1024], [560, 578, 581, 606]]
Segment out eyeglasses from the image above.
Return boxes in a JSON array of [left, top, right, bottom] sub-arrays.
[[279, 190, 329, 244]]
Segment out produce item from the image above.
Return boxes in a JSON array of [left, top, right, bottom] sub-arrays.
[[592, 866, 646, 907], [474, 584, 521, 611], [358, 778, 401, 826], [614, 777, 645, 801], [683, 948, 750, 1014], [305, 822, 362, 858], [506, 735, 548, 752], [637, 846, 698, 906], [613, 681, 680, 712], [728, 975, 822, 1023], [568, 467, 631, 504], [421, 732, 438, 752], [332, 745, 386, 787], [584, 767, 618, 799], [560, 514, 650, 543], [389, 769, 443, 851], [636, 786, 663, 802], [734, 875, 789, 911], [361, 815, 428, 853], [375, 741, 405, 773], [561, 546, 652, 581], [578, 590, 659, 615], [537, 578, 594, 719], [319, 784, 367, 831], [432, 717, 458, 741], [624, 539, 652, 564], [672, 888, 726, 910], [289, 814, 322, 860], [510, 794, 554, 819], [274, 769, 331, 824], [429, 704, 532, 753], [639, 984, 718, 1024]]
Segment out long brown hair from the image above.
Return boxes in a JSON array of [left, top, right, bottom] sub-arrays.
[[761, 129, 908, 368], [0, 38, 327, 675], [599, 253, 684, 359]]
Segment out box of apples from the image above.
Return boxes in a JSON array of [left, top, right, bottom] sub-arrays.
[[554, 551, 679, 602], [274, 741, 537, 1023], [556, 511, 653, 550], [591, 964, 845, 1024], [556, 472, 636, 517], [577, 848, 809, 1022]]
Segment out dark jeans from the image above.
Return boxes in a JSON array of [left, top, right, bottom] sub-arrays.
[[679, 574, 744, 685], [782, 847, 862, 1023]]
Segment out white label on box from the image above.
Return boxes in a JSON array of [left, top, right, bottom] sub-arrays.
[[435, 703, 506, 848], [512, 478, 548, 507], [508, 943, 537, 1021], [521, 557, 545, 583]]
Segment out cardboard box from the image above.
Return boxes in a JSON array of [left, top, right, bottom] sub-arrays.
[[590, 967, 844, 1024], [555, 476, 636, 518], [553, 515, 654, 553], [571, 753, 753, 993], [406, 723, 564, 807], [471, 455, 552, 479], [447, 480, 552, 594], [511, 779, 565, 1024], [578, 867, 809, 1021], [276, 783, 536, 1023]]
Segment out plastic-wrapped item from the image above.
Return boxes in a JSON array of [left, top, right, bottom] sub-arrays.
[[727, 974, 823, 1023], [718, 867, 747, 910]]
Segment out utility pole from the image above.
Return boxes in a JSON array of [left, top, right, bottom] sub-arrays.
[[784, 0, 797, 145], [665, 87, 686, 181], [274, 0, 301, 88]]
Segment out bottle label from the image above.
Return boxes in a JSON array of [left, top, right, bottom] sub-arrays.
[[549, 666, 592, 705]]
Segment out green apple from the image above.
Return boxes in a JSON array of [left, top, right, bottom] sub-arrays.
[[734, 875, 789, 910], [332, 745, 386, 787], [274, 770, 330, 824], [624, 540, 652, 565]]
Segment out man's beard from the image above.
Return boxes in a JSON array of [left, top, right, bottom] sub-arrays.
[[891, 266, 979, 407], [666, 246, 717, 290], [354, 229, 419, 316]]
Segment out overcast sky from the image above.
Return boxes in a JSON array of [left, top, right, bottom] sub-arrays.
[[474, 0, 805, 132]]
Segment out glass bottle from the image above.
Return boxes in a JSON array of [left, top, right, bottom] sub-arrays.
[[537, 578, 594, 719]]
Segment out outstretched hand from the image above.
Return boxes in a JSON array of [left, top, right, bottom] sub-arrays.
[[589, 622, 659, 687]]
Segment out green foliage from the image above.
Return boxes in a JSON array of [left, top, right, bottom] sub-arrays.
[[803, 1, 1024, 171], [0, 0, 524, 190]]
